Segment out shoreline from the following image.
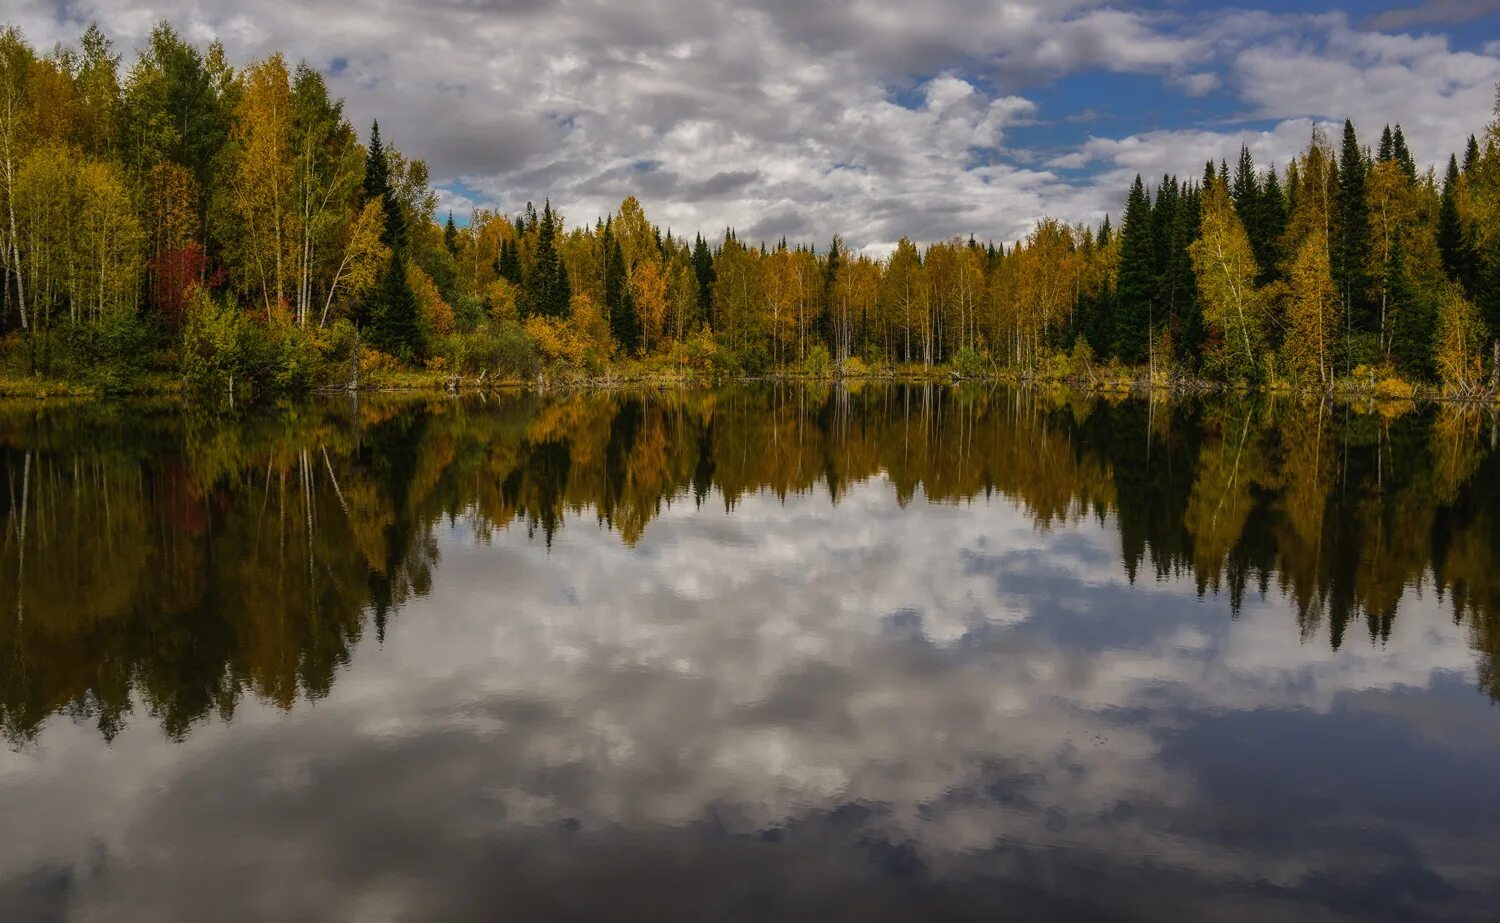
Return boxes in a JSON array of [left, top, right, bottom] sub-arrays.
[[4, 368, 1498, 408]]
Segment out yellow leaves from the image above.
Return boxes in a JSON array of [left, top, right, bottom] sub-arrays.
[[482, 277, 520, 323], [406, 261, 453, 336], [13, 143, 141, 324], [1279, 229, 1338, 385], [569, 292, 611, 354], [629, 259, 668, 352], [1190, 179, 1263, 378], [1433, 284, 1488, 394], [343, 201, 388, 303], [146, 162, 199, 254], [228, 53, 294, 312]]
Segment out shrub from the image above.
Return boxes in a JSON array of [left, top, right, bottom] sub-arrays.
[[802, 343, 832, 378], [840, 355, 869, 378], [1374, 376, 1415, 400], [950, 346, 987, 379]]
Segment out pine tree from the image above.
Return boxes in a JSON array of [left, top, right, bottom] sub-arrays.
[[1165, 181, 1203, 363], [1334, 119, 1374, 344], [363, 121, 404, 250], [1391, 125, 1416, 180], [1231, 146, 1259, 220], [691, 232, 715, 319], [1113, 175, 1156, 363], [528, 200, 569, 319], [368, 253, 423, 362], [1387, 234, 1435, 379], [1256, 166, 1288, 285], [605, 236, 639, 352], [497, 238, 522, 285], [1463, 135, 1480, 175], [1437, 155, 1473, 292], [821, 236, 841, 352], [1479, 231, 1500, 353]]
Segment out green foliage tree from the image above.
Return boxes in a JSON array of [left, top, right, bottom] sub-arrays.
[[1113, 176, 1155, 363]]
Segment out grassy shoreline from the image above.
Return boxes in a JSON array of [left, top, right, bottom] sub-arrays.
[[6, 364, 1497, 407]]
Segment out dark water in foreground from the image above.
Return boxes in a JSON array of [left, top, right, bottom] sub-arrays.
[[2, 385, 1499, 922]]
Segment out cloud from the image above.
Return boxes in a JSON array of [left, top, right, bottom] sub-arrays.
[[5, 1, 1498, 250], [2, 482, 1496, 920], [1367, 0, 1500, 31]]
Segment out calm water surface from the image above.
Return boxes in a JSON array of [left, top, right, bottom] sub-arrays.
[[2, 385, 1499, 921]]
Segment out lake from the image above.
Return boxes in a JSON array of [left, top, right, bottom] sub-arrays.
[[2, 385, 1498, 922]]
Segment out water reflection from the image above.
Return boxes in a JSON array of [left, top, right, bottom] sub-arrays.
[[1, 386, 1499, 921]]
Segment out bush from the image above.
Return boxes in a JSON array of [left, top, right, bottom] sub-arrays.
[[444, 321, 540, 379], [60, 311, 154, 392], [950, 346, 988, 379], [802, 343, 832, 378], [181, 290, 266, 394], [1374, 376, 1415, 400], [840, 355, 869, 378]]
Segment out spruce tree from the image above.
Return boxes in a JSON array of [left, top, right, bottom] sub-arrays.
[[691, 233, 715, 319], [1165, 181, 1203, 363], [1256, 166, 1288, 285], [1479, 232, 1500, 352], [1437, 155, 1473, 292], [497, 238, 523, 285], [368, 253, 423, 363], [528, 200, 568, 319], [363, 121, 404, 251], [1391, 125, 1416, 180], [444, 211, 458, 255], [1387, 235, 1434, 379], [1377, 125, 1394, 164], [1113, 175, 1156, 363], [1231, 146, 1259, 220], [358, 120, 421, 361], [821, 236, 841, 352], [1152, 175, 1179, 285], [1334, 119, 1374, 344], [1463, 135, 1480, 175], [605, 237, 639, 352]]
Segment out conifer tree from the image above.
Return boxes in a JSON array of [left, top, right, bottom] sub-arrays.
[[1165, 181, 1203, 362], [691, 233, 715, 319], [1334, 120, 1373, 345], [1256, 166, 1288, 285], [363, 121, 404, 250], [605, 236, 639, 352], [821, 236, 841, 352], [1437, 155, 1473, 292], [1463, 135, 1480, 175], [444, 211, 457, 255], [528, 200, 569, 318], [358, 120, 421, 360], [1387, 234, 1434, 379], [1479, 232, 1500, 354], [1391, 125, 1416, 180], [1113, 175, 1156, 362], [1231, 146, 1259, 220], [367, 253, 423, 362]]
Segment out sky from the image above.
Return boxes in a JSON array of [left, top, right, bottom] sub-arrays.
[[10, 0, 1500, 252]]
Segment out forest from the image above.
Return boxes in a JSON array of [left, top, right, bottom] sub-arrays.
[[2, 22, 1499, 398]]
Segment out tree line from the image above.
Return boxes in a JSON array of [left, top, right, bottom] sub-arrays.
[[1, 22, 1498, 394]]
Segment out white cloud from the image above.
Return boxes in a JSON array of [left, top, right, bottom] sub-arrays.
[[5, 1, 1497, 248]]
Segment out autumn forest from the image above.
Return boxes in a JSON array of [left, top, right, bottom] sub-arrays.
[[1, 22, 1500, 399]]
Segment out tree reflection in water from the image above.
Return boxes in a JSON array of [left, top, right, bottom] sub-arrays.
[[1, 385, 1497, 743]]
